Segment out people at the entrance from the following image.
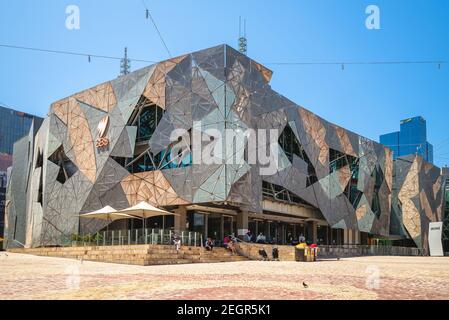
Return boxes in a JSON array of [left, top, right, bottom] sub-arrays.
[[223, 234, 236, 254], [299, 234, 306, 244], [256, 233, 266, 244], [258, 247, 268, 261], [287, 233, 294, 245], [205, 237, 214, 251], [223, 235, 231, 246], [227, 239, 237, 255], [272, 246, 279, 261], [244, 230, 253, 242]]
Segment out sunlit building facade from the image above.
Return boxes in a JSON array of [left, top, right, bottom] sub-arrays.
[[4, 45, 444, 253]]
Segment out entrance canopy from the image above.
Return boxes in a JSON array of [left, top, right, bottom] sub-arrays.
[[119, 201, 178, 219], [80, 206, 135, 221]]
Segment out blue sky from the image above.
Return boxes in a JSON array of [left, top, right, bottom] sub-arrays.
[[0, 0, 448, 166]]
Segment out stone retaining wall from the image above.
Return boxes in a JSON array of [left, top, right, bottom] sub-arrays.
[[237, 242, 296, 261], [237, 243, 426, 261]]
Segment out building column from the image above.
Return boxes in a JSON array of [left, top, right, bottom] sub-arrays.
[[354, 230, 360, 245], [344, 229, 349, 245], [174, 206, 187, 232], [307, 221, 317, 244], [236, 210, 248, 240]]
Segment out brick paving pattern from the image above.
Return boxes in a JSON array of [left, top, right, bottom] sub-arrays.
[[1, 253, 449, 300]]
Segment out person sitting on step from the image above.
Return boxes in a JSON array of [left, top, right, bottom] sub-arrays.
[[205, 237, 214, 251], [259, 247, 268, 261], [173, 234, 181, 253], [227, 239, 237, 255]]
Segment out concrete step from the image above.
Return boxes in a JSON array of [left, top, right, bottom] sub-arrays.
[[8, 244, 249, 265]]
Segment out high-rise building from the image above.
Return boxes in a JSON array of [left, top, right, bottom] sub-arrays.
[[380, 116, 434, 163], [0, 105, 43, 237]]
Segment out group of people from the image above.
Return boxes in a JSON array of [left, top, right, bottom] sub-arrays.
[[258, 246, 280, 261], [287, 233, 306, 246], [244, 230, 269, 244], [191, 235, 239, 255], [244, 230, 308, 246], [172, 231, 314, 261]]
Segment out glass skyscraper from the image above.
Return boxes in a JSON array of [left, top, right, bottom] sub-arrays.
[[380, 116, 434, 163], [0, 105, 43, 238]]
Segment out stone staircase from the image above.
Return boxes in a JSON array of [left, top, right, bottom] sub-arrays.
[[8, 244, 248, 266]]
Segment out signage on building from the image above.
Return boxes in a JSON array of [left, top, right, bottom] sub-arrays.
[[95, 115, 110, 148], [428, 222, 444, 257]]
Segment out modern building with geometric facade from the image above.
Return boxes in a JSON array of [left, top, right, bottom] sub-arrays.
[[0, 105, 43, 238], [3, 45, 444, 252], [390, 154, 443, 251]]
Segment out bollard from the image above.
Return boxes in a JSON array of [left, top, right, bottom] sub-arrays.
[[112, 231, 114, 246], [128, 230, 131, 245], [181, 231, 184, 246], [160, 229, 163, 245], [103, 231, 106, 246], [135, 229, 138, 245], [145, 229, 148, 245], [119, 230, 122, 246], [188, 232, 192, 246], [194, 233, 197, 247], [151, 229, 154, 245]]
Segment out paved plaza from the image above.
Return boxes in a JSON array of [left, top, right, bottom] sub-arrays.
[[1, 252, 449, 300]]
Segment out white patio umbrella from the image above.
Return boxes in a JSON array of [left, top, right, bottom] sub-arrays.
[[119, 201, 179, 230], [80, 206, 136, 232]]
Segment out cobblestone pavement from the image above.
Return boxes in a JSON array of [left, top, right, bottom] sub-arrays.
[[1, 253, 449, 300]]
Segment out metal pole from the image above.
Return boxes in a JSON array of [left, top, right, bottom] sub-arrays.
[[103, 231, 106, 246], [142, 218, 146, 242], [145, 228, 148, 245], [152, 229, 154, 245], [135, 229, 138, 245], [194, 232, 197, 247], [119, 230, 122, 246], [181, 231, 184, 246], [112, 230, 114, 246], [128, 230, 131, 245], [160, 229, 163, 245], [96, 233, 99, 246], [188, 232, 192, 246]]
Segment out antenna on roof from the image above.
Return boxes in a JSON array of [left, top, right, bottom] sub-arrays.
[[239, 16, 247, 55], [120, 47, 131, 76]]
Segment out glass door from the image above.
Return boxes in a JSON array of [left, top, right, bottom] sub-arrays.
[[223, 216, 234, 237], [207, 213, 222, 242]]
